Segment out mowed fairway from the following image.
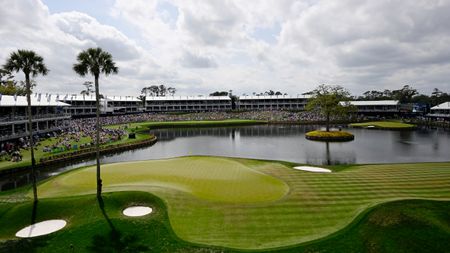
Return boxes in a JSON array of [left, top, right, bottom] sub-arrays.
[[36, 157, 450, 249]]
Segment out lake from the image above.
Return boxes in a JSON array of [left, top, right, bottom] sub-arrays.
[[1, 124, 449, 190]]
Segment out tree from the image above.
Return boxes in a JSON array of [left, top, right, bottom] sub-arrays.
[[3, 50, 49, 203], [141, 87, 149, 96], [0, 80, 27, 95], [148, 85, 159, 96], [392, 85, 418, 103], [0, 68, 15, 85], [210, 91, 229, 96], [80, 81, 94, 96], [167, 87, 176, 96], [159, 84, 167, 96], [306, 84, 353, 132], [73, 47, 118, 198], [430, 88, 450, 106]]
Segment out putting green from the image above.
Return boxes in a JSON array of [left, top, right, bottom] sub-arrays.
[[34, 157, 450, 250], [37, 157, 288, 203], [349, 121, 415, 129]]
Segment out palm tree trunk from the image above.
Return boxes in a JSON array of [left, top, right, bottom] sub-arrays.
[[94, 75, 102, 198], [26, 73, 38, 203]]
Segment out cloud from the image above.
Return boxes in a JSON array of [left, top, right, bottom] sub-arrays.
[[180, 51, 217, 68], [1, 0, 450, 97], [52, 11, 140, 61]]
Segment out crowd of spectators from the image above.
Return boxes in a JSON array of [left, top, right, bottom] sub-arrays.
[[72, 110, 356, 126], [1, 110, 356, 162]]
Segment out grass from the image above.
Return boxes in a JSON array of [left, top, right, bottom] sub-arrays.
[[349, 121, 416, 129], [37, 157, 288, 203], [1, 157, 449, 251], [107, 119, 267, 131], [1, 194, 449, 253]]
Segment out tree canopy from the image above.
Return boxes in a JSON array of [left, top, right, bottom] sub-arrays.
[[141, 84, 176, 96], [210, 91, 229, 96], [306, 84, 354, 131], [73, 47, 118, 78]]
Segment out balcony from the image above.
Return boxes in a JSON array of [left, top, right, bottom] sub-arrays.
[[0, 113, 71, 126]]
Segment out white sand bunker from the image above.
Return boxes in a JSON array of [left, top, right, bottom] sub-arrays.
[[123, 206, 153, 217], [16, 219, 67, 238], [293, 166, 332, 173]]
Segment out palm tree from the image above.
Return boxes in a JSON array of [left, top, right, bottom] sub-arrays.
[[80, 81, 94, 96], [73, 48, 118, 198], [3, 50, 49, 203]]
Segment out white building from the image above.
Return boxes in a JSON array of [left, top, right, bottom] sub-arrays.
[[145, 96, 232, 112], [0, 94, 70, 142], [103, 96, 144, 114], [428, 102, 450, 118], [237, 95, 309, 110], [59, 94, 143, 116], [341, 100, 400, 113], [58, 94, 97, 116]]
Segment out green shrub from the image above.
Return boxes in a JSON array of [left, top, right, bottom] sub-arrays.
[[305, 130, 354, 141]]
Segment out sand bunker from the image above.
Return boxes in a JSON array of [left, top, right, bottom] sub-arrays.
[[123, 206, 153, 217], [16, 219, 67, 238], [293, 166, 332, 173]]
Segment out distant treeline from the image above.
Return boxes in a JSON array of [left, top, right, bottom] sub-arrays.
[[356, 85, 449, 106]]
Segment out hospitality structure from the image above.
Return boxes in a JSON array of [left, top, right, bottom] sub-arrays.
[[58, 94, 143, 117], [0, 94, 70, 142], [342, 100, 400, 116], [145, 96, 232, 112], [237, 95, 309, 110], [428, 102, 450, 119]]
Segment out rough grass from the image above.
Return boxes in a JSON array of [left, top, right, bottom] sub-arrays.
[[21, 157, 450, 250], [349, 121, 416, 129]]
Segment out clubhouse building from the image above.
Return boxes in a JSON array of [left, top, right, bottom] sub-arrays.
[[428, 102, 450, 119], [237, 95, 309, 111], [144, 95, 309, 112], [0, 94, 70, 142], [58, 94, 143, 117], [145, 96, 232, 112], [342, 100, 400, 116]]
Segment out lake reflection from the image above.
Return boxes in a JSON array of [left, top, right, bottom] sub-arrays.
[[105, 124, 450, 165]]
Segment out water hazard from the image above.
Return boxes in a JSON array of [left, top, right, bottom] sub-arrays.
[[2, 124, 449, 190]]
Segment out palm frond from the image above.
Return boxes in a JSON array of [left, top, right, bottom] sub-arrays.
[[3, 50, 48, 77], [74, 47, 118, 77]]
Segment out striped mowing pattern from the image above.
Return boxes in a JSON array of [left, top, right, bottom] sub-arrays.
[[36, 158, 450, 250], [161, 162, 450, 249]]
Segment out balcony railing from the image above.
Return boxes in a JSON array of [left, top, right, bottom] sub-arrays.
[[0, 113, 71, 125]]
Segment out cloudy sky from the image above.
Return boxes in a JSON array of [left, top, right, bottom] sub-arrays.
[[1, 0, 449, 97]]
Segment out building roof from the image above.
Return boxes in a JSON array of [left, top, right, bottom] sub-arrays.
[[0, 94, 70, 107], [239, 95, 310, 100], [431, 102, 450, 110], [145, 96, 231, 101], [59, 94, 97, 102], [104, 96, 141, 102], [58, 94, 142, 102], [342, 100, 399, 106]]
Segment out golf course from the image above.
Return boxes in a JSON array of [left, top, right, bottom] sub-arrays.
[[1, 156, 449, 252]]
